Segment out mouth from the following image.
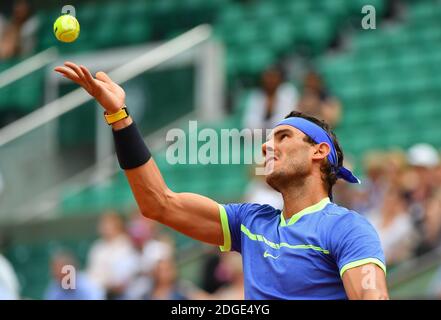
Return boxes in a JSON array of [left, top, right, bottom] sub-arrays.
[[266, 154, 279, 162], [264, 156, 278, 168]]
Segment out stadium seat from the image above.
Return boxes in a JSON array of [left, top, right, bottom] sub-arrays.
[[262, 18, 296, 54], [301, 14, 336, 54], [246, 1, 279, 21]]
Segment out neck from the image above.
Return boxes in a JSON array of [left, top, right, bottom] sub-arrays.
[[280, 176, 328, 220]]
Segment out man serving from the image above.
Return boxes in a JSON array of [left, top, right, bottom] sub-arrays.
[[55, 62, 388, 300]]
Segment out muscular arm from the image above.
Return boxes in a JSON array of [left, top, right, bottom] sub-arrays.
[[123, 129, 223, 245], [342, 264, 389, 300], [55, 62, 224, 246]]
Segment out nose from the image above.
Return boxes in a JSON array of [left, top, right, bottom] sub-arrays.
[[262, 141, 275, 158]]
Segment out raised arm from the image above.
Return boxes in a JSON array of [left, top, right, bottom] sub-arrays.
[[55, 62, 223, 246], [342, 264, 389, 300]]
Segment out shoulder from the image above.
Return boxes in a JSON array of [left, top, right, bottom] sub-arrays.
[[322, 202, 369, 222], [320, 203, 382, 250], [223, 202, 278, 215], [222, 203, 280, 223], [320, 203, 376, 233]]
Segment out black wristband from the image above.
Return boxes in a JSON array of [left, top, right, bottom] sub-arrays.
[[112, 121, 151, 170]]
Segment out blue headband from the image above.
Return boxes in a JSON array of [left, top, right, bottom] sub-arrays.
[[276, 118, 360, 184]]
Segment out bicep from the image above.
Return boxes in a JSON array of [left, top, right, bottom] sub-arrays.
[[342, 264, 389, 300], [125, 159, 223, 246], [160, 191, 223, 246]]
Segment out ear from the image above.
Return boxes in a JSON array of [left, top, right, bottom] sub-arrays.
[[312, 142, 331, 161]]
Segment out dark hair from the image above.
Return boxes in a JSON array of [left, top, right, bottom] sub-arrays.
[[284, 111, 344, 194]]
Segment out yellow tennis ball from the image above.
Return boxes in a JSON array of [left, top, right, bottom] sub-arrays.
[[53, 14, 80, 43]]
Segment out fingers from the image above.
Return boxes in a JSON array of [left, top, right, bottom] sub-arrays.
[[64, 61, 86, 81], [55, 62, 113, 93], [80, 65, 98, 89], [54, 66, 82, 84]]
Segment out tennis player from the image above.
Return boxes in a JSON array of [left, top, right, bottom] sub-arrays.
[[55, 62, 389, 300]]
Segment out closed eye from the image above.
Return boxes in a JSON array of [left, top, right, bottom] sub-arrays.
[[273, 129, 292, 142]]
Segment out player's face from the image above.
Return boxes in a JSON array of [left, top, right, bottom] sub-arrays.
[[262, 125, 314, 191]]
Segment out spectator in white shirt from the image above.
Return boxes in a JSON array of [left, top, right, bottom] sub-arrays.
[[243, 66, 299, 132], [86, 211, 140, 299]]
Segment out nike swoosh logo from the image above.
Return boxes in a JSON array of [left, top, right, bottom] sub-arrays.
[[263, 251, 280, 259]]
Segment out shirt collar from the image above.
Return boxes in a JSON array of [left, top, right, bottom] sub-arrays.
[[280, 197, 331, 227]]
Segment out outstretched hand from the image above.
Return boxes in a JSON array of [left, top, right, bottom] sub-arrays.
[[54, 62, 126, 114]]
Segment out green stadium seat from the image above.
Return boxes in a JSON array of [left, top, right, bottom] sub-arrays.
[[350, 0, 386, 17], [301, 15, 337, 54], [246, 2, 279, 21], [409, 1, 441, 24], [315, 0, 351, 19], [14, 82, 40, 112], [225, 48, 242, 77], [77, 3, 100, 26], [101, 1, 126, 21], [93, 17, 122, 47], [352, 30, 385, 52], [342, 105, 374, 125], [119, 19, 151, 45], [261, 18, 296, 53], [238, 45, 276, 76], [126, 0, 150, 18], [216, 3, 243, 25], [0, 80, 13, 111], [281, 0, 312, 16], [222, 21, 261, 47]]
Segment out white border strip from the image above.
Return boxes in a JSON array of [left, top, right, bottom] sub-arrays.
[[0, 47, 58, 88]]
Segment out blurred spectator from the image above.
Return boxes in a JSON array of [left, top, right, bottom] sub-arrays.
[[0, 0, 38, 60], [297, 71, 342, 128], [200, 249, 226, 294], [0, 253, 20, 300], [145, 256, 188, 300], [425, 188, 441, 248], [191, 252, 244, 300], [336, 144, 441, 266], [368, 185, 420, 266], [357, 151, 389, 214], [405, 143, 441, 255], [124, 211, 174, 299], [242, 66, 299, 131], [211, 253, 244, 300], [86, 211, 139, 299], [354, 151, 407, 215], [333, 157, 365, 210], [45, 250, 104, 300]]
